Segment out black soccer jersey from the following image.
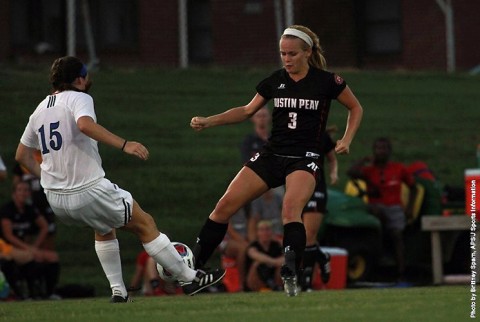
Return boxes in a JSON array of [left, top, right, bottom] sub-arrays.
[[256, 67, 346, 157], [0, 200, 40, 240]]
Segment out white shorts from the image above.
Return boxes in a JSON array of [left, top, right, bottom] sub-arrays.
[[45, 178, 133, 235]]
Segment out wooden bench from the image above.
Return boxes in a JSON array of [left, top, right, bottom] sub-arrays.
[[421, 215, 473, 284]]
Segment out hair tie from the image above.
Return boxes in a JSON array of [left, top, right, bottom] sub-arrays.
[[79, 64, 88, 78]]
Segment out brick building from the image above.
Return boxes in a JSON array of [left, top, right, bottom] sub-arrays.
[[0, 0, 478, 71]]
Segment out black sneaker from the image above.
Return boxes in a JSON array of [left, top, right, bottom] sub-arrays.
[[319, 253, 331, 284], [281, 247, 299, 297], [299, 267, 313, 291], [180, 268, 226, 296]]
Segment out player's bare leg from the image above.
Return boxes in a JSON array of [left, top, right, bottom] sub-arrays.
[[210, 167, 269, 223], [194, 166, 269, 269], [123, 200, 225, 296]]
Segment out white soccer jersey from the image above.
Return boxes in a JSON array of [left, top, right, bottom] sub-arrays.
[[20, 91, 105, 190], [0, 156, 6, 171]]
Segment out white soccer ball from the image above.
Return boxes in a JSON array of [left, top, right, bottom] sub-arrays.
[[156, 242, 195, 282]]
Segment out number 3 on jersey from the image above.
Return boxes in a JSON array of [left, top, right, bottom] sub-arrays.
[[39, 122, 63, 154], [288, 112, 297, 129]]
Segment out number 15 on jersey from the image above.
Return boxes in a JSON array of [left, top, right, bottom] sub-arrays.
[[38, 121, 63, 154]]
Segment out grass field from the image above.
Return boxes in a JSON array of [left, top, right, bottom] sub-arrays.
[[0, 286, 471, 322], [0, 66, 479, 301]]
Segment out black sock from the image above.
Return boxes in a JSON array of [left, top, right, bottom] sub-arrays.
[[192, 218, 228, 269], [302, 244, 317, 289], [21, 261, 42, 298], [2, 260, 24, 298], [45, 262, 60, 296], [283, 222, 306, 271]]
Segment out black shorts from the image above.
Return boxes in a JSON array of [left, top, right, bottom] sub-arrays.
[[245, 152, 321, 189], [302, 171, 327, 213]]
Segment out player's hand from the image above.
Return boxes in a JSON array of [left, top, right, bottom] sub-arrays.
[[123, 141, 149, 160], [335, 139, 350, 154], [190, 116, 208, 131]]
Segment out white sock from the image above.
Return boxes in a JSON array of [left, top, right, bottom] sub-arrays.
[[95, 239, 127, 297], [143, 233, 196, 282]]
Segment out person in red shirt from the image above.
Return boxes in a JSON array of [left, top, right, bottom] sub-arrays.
[[348, 137, 417, 281]]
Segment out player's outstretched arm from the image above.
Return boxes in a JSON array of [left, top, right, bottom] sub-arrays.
[[190, 94, 268, 131], [77, 116, 149, 160]]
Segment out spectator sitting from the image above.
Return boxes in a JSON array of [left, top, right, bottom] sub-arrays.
[[248, 189, 283, 242], [0, 237, 36, 300], [12, 150, 57, 251], [347, 137, 417, 282], [218, 207, 250, 291], [245, 220, 284, 292], [0, 181, 60, 299]]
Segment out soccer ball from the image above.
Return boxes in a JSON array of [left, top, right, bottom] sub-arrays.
[[156, 242, 195, 282]]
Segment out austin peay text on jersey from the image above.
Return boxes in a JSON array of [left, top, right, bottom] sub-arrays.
[[273, 98, 319, 110]]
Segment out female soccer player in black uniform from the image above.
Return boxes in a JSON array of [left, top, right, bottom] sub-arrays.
[[190, 25, 363, 296], [300, 131, 338, 291]]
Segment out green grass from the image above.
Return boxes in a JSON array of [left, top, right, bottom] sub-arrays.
[[0, 286, 471, 322], [0, 66, 479, 295]]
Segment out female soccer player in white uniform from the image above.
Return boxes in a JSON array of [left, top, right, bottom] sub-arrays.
[[15, 56, 224, 301]]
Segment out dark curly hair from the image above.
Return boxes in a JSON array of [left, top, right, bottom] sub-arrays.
[[49, 56, 86, 92]]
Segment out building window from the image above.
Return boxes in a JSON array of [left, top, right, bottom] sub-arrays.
[[10, 0, 138, 54], [188, 0, 212, 64], [93, 0, 138, 49], [11, 0, 64, 53], [244, 0, 263, 15], [364, 0, 401, 54]]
